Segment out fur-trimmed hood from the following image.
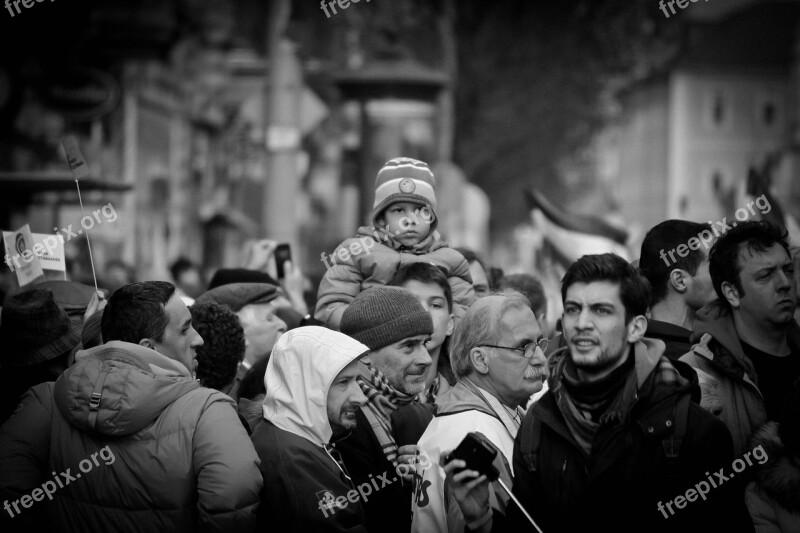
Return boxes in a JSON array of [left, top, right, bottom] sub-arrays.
[[750, 421, 800, 512]]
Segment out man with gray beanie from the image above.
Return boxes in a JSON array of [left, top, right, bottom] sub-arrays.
[[337, 286, 435, 533]]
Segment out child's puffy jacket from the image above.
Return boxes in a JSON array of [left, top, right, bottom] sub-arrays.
[[315, 225, 475, 330]]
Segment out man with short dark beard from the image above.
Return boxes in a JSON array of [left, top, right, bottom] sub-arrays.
[[447, 254, 751, 533], [251, 327, 370, 532]]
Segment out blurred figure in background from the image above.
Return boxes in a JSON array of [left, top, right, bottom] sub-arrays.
[[496, 273, 548, 327], [454, 247, 492, 298], [170, 256, 206, 304], [100, 258, 136, 294]]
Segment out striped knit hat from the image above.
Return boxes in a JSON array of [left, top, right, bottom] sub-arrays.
[[372, 157, 437, 227]]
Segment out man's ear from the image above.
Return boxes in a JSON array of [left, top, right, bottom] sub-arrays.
[[139, 338, 155, 350], [626, 315, 648, 344], [720, 281, 740, 308], [469, 347, 490, 375], [668, 269, 689, 294], [445, 314, 455, 337]]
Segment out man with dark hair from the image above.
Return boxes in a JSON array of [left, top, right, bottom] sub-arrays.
[[496, 273, 548, 326], [680, 220, 800, 455], [448, 254, 749, 533], [639, 220, 717, 359], [391, 263, 456, 402], [0, 281, 263, 532], [191, 301, 247, 394]]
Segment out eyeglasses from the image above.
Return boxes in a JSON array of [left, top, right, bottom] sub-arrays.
[[478, 337, 550, 358]]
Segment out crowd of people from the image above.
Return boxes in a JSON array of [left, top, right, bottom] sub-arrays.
[[1, 157, 799, 532]]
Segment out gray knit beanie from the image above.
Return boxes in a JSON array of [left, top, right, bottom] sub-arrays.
[[340, 286, 433, 351]]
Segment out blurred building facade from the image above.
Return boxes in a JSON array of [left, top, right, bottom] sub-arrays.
[[604, 0, 800, 242], [0, 0, 489, 295]]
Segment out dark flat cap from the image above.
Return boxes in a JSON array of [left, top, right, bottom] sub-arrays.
[[194, 283, 279, 313], [208, 268, 279, 290]]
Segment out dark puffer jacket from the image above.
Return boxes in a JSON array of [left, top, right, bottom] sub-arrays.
[[0, 341, 263, 533], [504, 339, 754, 533]]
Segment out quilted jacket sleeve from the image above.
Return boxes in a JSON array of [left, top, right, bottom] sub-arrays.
[[315, 239, 366, 330], [446, 251, 476, 321], [193, 391, 263, 533]]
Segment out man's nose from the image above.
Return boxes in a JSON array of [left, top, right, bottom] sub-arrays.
[[414, 344, 432, 366], [575, 308, 593, 329], [776, 269, 793, 290], [191, 328, 204, 348], [531, 345, 547, 366], [349, 382, 367, 405]]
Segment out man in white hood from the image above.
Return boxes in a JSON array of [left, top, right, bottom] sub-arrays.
[[251, 326, 370, 532]]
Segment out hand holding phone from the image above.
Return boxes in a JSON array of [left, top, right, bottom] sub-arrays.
[[444, 432, 500, 481], [274, 243, 292, 279]]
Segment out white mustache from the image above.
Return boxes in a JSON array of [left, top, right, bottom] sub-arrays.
[[524, 365, 546, 380]]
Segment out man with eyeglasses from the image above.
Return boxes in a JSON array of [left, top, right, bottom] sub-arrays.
[[411, 290, 548, 533], [446, 254, 752, 533]]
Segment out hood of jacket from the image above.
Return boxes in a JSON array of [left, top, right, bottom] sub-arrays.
[[262, 326, 369, 447], [750, 421, 800, 512], [54, 341, 201, 436], [355, 224, 448, 254], [435, 379, 500, 418], [692, 300, 748, 358], [691, 299, 800, 381]]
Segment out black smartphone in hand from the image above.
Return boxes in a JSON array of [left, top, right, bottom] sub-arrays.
[[444, 432, 500, 481], [274, 243, 292, 279]]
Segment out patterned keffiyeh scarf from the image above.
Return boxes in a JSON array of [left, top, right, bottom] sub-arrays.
[[358, 363, 418, 468], [551, 346, 685, 456]]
